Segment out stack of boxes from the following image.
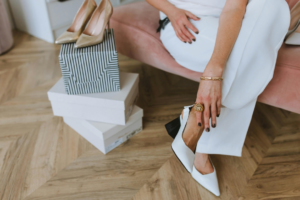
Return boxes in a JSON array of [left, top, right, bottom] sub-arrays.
[[47, 30, 143, 154]]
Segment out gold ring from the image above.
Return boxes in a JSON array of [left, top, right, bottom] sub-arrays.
[[194, 103, 204, 112]]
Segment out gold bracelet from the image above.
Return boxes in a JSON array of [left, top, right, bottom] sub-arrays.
[[200, 76, 223, 81]]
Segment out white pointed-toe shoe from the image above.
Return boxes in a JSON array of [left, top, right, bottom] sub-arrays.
[[171, 105, 195, 173], [191, 156, 220, 196]]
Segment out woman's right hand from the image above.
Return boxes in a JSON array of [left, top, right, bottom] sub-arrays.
[[166, 7, 200, 43]]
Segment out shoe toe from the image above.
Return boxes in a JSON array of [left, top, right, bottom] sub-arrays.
[[191, 165, 220, 196], [55, 31, 78, 44], [75, 34, 94, 48]]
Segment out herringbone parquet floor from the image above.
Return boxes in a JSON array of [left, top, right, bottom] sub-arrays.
[[1, 31, 300, 200]]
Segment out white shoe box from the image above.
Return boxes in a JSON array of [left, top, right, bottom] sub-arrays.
[[63, 106, 143, 154], [48, 72, 139, 125]]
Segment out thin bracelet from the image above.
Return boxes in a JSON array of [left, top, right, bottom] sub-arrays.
[[200, 76, 223, 81]]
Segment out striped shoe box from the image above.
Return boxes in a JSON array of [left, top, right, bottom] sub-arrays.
[[59, 29, 120, 95]]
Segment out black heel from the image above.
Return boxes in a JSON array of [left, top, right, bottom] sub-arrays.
[[164, 117, 181, 139]]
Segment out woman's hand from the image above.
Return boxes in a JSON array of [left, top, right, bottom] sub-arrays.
[[165, 7, 200, 43], [195, 64, 223, 132]]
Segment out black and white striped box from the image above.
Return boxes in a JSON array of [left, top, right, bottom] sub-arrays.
[[59, 29, 120, 95], [47, 72, 139, 125]]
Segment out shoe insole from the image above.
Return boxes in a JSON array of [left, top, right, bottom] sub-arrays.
[[68, 0, 88, 32], [83, 2, 107, 36]]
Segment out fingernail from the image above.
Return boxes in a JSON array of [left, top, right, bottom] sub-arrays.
[[206, 128, 210, 132], [184, 41, 187, 43], [198, 122, 201, 127], [197, 17, 200, 19], [212, 124, 216, 128], [196, 31, 199, 34], [217, 114, 219, 117], [188, 41, 192, 44], [192, 38, 196, 42]]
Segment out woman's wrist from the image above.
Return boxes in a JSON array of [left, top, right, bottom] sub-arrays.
[[163, 4, 177, 17], [202, 62, 224, 77]]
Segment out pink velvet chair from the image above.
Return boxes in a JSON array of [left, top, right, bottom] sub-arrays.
[[111, 0, 300, 114]]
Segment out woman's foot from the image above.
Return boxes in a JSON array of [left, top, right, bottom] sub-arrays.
[[182, 107, 214, 174], [194, 153, 214, 174], [182, 107, 202, 151]]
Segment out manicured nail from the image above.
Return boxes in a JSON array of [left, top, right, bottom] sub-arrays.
[[198, 122, 201, 127], [184, 41, 187, 43], [212, 124, 216, 128], [217, 114, 219, 117], [196, 31, 199, 34], [206, 128, 210, 132], [197, 17, 200, 19], [188, 41, 192, 44], [192, 38, 196, 42]]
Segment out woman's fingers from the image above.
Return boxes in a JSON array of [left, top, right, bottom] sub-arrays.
[[185, 11, 200, 21], [211, 102, 217, 128], [175, 29, 188, 43], [217, 99, 221, 117], [203, 103, 211, 132], [184, 18, 199, 35], [195, 107, 203, 127], [181, 25, 196, 42], [177, 28, 191, 43]]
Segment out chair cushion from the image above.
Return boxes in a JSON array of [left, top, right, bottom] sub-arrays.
[[111, 1, 300, 114]]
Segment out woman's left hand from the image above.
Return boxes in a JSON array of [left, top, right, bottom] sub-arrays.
[[195, 64, 223, 132]]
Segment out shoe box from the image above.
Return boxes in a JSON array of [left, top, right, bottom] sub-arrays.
[[48, 72, 139, 125], [64, 105, 143, 154]]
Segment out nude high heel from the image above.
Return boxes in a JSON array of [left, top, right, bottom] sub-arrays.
[[75, 0, 113, 48], [285, 1, 300, 45], [55, 0, 97, 44], [191, 156, 220, 196]]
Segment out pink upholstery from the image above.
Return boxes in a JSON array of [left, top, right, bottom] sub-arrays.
[[111, 1, 300, 114]]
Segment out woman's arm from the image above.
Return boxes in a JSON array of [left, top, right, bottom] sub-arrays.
[[146, 0, 200, 43], [196, 0, 248, 132]]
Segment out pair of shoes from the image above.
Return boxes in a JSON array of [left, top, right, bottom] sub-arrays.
[[285, 1, 300, 45], [165, 105, 220, 196], [55, 0, 113, 48]]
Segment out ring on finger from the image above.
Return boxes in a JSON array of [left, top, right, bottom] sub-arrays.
[[194, 103, 204, 112]]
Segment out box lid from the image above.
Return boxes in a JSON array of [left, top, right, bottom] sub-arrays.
[[68, 105, 143, 141], [48, 72, 139, 110]]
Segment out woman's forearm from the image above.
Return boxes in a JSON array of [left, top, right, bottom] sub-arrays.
[[145, 0, 176, 16], [206, 0, 248, 74]]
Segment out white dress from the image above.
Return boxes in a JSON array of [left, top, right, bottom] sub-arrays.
[[159, 0, 290, 156]]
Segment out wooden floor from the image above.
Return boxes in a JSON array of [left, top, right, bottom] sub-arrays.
[[0, 31, 300, 200]]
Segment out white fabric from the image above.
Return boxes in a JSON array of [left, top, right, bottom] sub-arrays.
[[160, 0, 290, 157], [166, 0, 226, 17]]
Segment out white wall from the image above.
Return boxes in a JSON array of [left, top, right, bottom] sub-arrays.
[[3, 0, 15, 28]]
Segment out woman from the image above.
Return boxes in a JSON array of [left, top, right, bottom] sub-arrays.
[[146, 0, 291, 196]]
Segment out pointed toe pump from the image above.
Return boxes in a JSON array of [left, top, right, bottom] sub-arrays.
[[55, 0, 97, 44], [75, 0, 113, 48], [170, 105, 195, 173], [191, 156, 220, 196]]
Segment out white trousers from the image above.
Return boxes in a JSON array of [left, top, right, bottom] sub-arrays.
[[160, 0, 290, 156]]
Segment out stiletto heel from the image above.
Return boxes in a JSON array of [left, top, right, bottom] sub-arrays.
[[107, 21, 111, 34], [171, 105, 195, 173], [55, 0, 97, 44], [191, 156, 220, 196], [75, 0, 113, 48], [164, 117, 180, 139]]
